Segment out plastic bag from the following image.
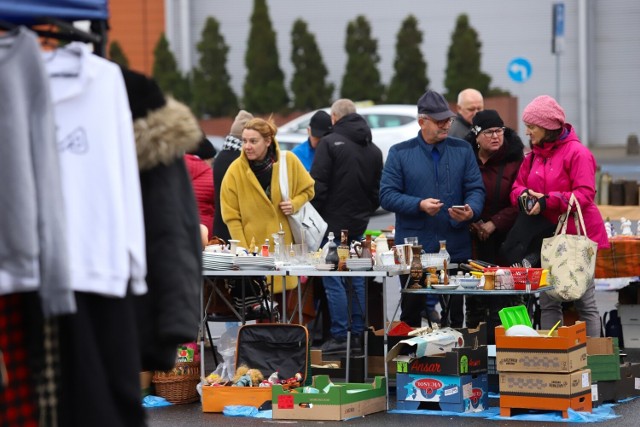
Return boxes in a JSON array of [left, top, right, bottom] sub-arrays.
[[217, 324, 240, 381], [223, 405, 259, 417], [142, 395, 172, 407]]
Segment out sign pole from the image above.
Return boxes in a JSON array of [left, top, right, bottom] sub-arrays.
[[553, 3, 565, 103]]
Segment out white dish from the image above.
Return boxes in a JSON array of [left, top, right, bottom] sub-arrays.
[[348, 266, 372, 271], [431, 284, 460, 290]]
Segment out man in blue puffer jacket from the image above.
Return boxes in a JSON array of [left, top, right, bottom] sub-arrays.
[[380, 90, 485, 327]]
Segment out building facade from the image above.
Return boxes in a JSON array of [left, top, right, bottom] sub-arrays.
[[162, 0, 639, 147]]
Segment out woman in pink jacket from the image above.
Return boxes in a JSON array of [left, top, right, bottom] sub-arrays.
[[510, 95, 608, 338]]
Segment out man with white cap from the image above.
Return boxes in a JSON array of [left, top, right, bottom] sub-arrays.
[[380, 90, 485, 328]]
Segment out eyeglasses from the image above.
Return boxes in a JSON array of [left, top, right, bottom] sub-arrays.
[[421, 116, 455, 128], [480, 127, 505, 137]]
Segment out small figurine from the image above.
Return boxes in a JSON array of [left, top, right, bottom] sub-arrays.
[[620, 217, 633, 236], [605, 219, 613, 238], [232, 365, 264, 387]]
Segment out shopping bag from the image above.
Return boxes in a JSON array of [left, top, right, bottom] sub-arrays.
[[541, 194, 598, 302], [279, 152, 327, 251]]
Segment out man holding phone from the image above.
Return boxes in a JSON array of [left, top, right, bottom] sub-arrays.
[[380, 90, 485, 327]]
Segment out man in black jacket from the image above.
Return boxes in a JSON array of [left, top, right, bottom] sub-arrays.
[[311, 99, 383, 354]]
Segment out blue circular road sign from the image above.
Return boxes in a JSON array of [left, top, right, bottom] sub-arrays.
[[508, 57, 532, 83]]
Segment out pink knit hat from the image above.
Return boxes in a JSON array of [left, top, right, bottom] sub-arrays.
[[522, 95, 565, 130]]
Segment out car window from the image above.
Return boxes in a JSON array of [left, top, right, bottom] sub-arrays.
[[363, 114, 415, 129]]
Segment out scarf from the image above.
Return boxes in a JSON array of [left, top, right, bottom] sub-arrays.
[[223, 135, 242, 151]]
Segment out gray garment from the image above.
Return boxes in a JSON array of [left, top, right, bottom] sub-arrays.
[[539, 279, 601, 338], [0, 27, 74, 316], [448, 114, 472, 139]]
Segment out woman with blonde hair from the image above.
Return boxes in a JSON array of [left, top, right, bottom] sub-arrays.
[[221, 117, 315, 294]]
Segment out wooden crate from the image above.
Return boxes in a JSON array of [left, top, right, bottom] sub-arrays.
[[499, 392, 592, 419]]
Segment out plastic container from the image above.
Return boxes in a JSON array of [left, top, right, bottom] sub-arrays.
[[499, 305, 532, 329]]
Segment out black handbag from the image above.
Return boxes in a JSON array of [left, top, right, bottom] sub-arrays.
[[499, 212, 556, 267]]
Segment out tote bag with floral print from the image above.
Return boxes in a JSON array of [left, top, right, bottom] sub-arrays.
[[541, 194, 598, 302]]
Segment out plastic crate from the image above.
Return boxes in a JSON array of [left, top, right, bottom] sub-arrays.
[[485, 267, 543, 290]]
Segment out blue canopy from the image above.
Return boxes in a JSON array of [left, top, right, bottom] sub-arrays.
[[0, 0, 108, 25]]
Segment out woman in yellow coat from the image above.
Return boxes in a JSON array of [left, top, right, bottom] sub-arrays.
[[221, 117, 315, 293]]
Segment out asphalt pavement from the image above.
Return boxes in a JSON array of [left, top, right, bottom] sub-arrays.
[[145, 150, 640, 426]]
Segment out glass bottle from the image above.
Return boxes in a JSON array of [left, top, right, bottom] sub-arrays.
[[324, 232, 339, 270], [261, 238, 270, 257], [438, 240, 451, 268], [438, 240, 451, 284], [337, 229, 350, 271]]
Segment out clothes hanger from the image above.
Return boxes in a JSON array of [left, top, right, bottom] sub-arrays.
[[34, 17, 101, 45]]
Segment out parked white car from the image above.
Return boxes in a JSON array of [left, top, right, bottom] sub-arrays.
[[276, 104, 419, 162]]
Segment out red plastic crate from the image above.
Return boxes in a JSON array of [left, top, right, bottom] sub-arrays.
[[484, 267, 543, 290]]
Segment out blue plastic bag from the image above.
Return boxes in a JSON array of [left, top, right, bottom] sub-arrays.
[[223, 405, 259, 417], [142, 395, 173, 408]]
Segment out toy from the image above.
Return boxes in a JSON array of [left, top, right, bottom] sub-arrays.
[[605, 220, 613, 238], [620, 217, 633, 236], [259, 371, 280, 387], [280, 372, 303, 391], [204, 373, 225, 386], [232, 365, 264, 387]]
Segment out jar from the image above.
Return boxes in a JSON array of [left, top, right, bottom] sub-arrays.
[[483, 271, 496, 290]]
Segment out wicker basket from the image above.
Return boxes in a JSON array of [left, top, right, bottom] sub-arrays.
[[152, 361, 200, 404]]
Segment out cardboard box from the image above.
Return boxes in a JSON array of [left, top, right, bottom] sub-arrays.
[[272, 375, 386, 421], [618, 304, 640, 325], [499, 369, 591, 398], [201, 385, 272, 412], [495, 322, 587, 373], [592, 381, 617, 406], [310, 353, 366, 383], [396, 373, 488, 413], [140, 371, 153, 397], [621, 323, 640, 348], [366, 327, 407, 357], [367, 355, 396, 378], [499, 393, 591, 418], [587, 337, 621, 381], [395, 345, 488, 376], [616, 362, 640, 400], [387, 323, 487, 362]]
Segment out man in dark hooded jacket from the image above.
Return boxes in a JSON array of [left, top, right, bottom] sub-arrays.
[[311, 98, 383, 354]]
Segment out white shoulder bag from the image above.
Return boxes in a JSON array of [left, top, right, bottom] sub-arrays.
[[279, 152, 327, 251]]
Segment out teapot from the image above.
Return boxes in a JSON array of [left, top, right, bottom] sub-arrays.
[[353, 234, 373, 260], [374, 234, 389, 265]]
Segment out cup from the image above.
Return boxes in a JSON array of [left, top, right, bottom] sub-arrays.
[[380, 251, 396, 266], [402, 245, 413, 268], [404, 236, 418, 246], [228, 239, 240, 255]]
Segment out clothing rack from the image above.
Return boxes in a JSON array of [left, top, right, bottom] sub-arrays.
[[0, 15, 106, 56]]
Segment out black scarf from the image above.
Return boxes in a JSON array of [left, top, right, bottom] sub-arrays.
[[249, 149, 275, 198]]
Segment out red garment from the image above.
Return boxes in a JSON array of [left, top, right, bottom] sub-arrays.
[[0, 294, 39, 427], [184, 154, 215, 239]]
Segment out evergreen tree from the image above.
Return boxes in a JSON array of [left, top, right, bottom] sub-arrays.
[[340, 15, 384, 103], [443, 14, 491, 101], [386, 15, 429, 104], [108, 40, 129, 68], [243, 0, 289, 114], [192, 17, 238, 117], [152, 33, 191, 104], [290, 19, 334, 110]]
